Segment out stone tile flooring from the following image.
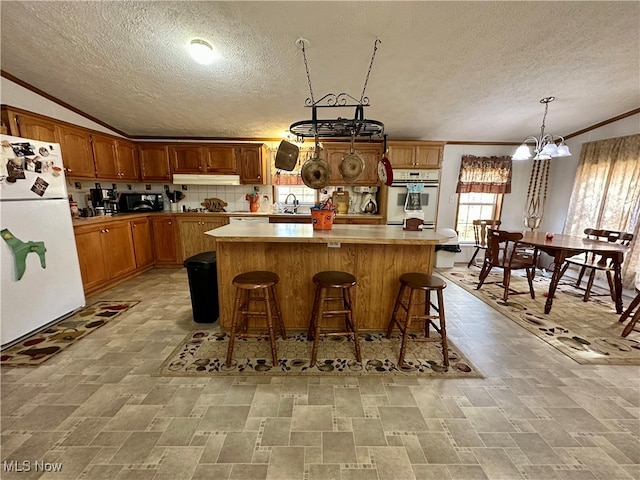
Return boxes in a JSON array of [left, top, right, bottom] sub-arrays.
[[1, 268, 639, 480]]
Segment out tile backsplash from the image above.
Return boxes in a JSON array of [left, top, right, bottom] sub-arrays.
[[68, 180, 274, 213]]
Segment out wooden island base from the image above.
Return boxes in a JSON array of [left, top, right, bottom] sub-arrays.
[[210, 224, 446, 332]]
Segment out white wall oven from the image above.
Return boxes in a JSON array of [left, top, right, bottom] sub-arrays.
[[385, 170, 439, 229]]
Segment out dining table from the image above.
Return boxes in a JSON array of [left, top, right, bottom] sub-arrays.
[[519, 232, 630, 314]]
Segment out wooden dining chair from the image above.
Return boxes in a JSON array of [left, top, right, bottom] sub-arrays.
[[619, 284, 640, 337], [558, 228, 634, 303], [467, 219, 502, 268], [476, 229, 536, 302]]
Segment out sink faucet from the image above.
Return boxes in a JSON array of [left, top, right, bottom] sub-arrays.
[[284, 193, 299, 214]]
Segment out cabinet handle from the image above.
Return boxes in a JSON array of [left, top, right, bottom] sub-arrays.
[[105, 229, 110, 233], [168, 221, 172, 225], [198, 165, 203, 171]]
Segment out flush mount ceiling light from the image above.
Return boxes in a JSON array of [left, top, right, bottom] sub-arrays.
[[512, 97, 572, 161], [189, 39, 218, 65]]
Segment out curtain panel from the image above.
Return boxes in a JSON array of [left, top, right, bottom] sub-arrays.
[[270, 145, 316, 186], [455, 155, 512, 194], [564, 134, 640, 287]]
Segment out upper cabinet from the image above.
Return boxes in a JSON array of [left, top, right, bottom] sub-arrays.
[[91, 133, 119, 178], [139, 144, 171, 181], [387, 141, 444, 169], [56, 124, 96, 178], [322, 142, 382, 186], [92, 134, 139, 181], [237, 144, 267, 184], [169, 145, 205, 174], [204, 145, 237, 174], [115, 139, 140, 180], [2, 108, 58, 142]]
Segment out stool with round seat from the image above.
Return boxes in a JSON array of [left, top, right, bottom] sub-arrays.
[[307, 270, 362, 366], [386, 273, 449, 369], [225, 271, 286, 367]]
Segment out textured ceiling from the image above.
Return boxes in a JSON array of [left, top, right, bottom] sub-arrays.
[[1, 1, 639, 142]]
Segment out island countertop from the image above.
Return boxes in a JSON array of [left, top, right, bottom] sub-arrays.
[[208, 223, 449, 331], [207, 223, 448, 245]]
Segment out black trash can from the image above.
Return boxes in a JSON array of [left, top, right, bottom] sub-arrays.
[[184, 251, 219, 323]]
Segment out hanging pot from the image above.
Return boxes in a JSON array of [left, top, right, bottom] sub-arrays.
[[378, 135, 393, 186], [275, 140, 299, 171], [301, 137, 331, 189], [339, 133, 364, 183]]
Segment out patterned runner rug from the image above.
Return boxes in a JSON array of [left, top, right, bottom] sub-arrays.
[[1, 301, 139, 367], [157, 330, 482, 378], [438, 267, 640, 365]]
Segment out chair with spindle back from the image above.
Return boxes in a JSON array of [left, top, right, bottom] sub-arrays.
[[558, 228, 634, 303], [467, 219, 502, 268], [476, 229, 536, 302]]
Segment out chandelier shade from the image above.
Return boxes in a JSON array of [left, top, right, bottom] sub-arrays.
[[512, 97, 571, 161]]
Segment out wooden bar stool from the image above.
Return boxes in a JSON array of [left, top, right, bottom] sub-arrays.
[[225, 271, 286, 367], [307, 271, 361, 366], [386, 273, 449, 369]]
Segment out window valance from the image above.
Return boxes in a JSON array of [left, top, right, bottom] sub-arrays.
[[455, 155, 512, 194]]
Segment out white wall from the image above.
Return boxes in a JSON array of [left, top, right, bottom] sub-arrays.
[[1, 77, 123, 136]]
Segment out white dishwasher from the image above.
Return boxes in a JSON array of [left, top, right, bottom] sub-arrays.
[[228, 216, 270, 224]]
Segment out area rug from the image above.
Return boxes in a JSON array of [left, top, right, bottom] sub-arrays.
[[1, 301, 139, 367], [438, 267, 640, 365], [156, 330, 482, 378]]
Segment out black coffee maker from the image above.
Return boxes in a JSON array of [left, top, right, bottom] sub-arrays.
[[89, 188, 118, 214]]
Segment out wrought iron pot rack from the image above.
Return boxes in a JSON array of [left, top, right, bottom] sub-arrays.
[[289, 39, 384, 140]]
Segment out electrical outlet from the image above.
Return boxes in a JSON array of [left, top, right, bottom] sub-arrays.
[[449, 194, 455, 204], [254, 186, 261, 193], [327, 242, 341, 248]]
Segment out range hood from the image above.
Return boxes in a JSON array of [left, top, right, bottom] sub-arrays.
[[172, 174, 241, 186]]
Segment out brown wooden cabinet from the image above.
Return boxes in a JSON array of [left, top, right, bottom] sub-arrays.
[[178, 216, 228, 260], [131, 217, 154, 268], [2, 108, 58, 142], [151, 216, 180, 265], [237, 144, 267, 184], [322, 142, 382, 185], [169, 145, 205, 174], [74, 220, 136, 293], [387, 141, 444, 169], [56, 124, 96, 178], [91, 133, 119, 179], [139, 144, 171, 181], [204, 145, 237, 174], [115, 140, 139, 180]]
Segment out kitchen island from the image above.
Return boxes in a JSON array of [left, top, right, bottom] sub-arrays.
[[207, 223, 447, 331]]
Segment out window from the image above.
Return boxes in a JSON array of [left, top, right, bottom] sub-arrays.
[[275, 185, 317, 206], [456, 193, 502, 242]]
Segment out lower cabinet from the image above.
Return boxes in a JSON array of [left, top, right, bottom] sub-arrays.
[[178, 216, 228, 261], [131, 217, 154, 268], [151, 216, 180, 266], [74, 220, 136, 294]]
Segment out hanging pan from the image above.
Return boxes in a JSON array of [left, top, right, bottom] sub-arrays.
[[339, 132, 365, 183], [275, 140, 299, 171], [377, 134, 393, 186], [301, 135, 331, 189]]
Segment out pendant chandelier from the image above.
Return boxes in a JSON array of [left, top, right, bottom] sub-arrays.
[[512, 97, 571, 161], [513, 97, 572, 230]]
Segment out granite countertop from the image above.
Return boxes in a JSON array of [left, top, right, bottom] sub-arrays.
[[207, 223, 447, 245]]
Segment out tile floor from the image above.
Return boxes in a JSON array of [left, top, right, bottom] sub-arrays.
[[1, 268, 639, 480]]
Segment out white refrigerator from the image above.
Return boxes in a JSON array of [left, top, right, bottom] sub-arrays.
[[1, 134, 85, 347]]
